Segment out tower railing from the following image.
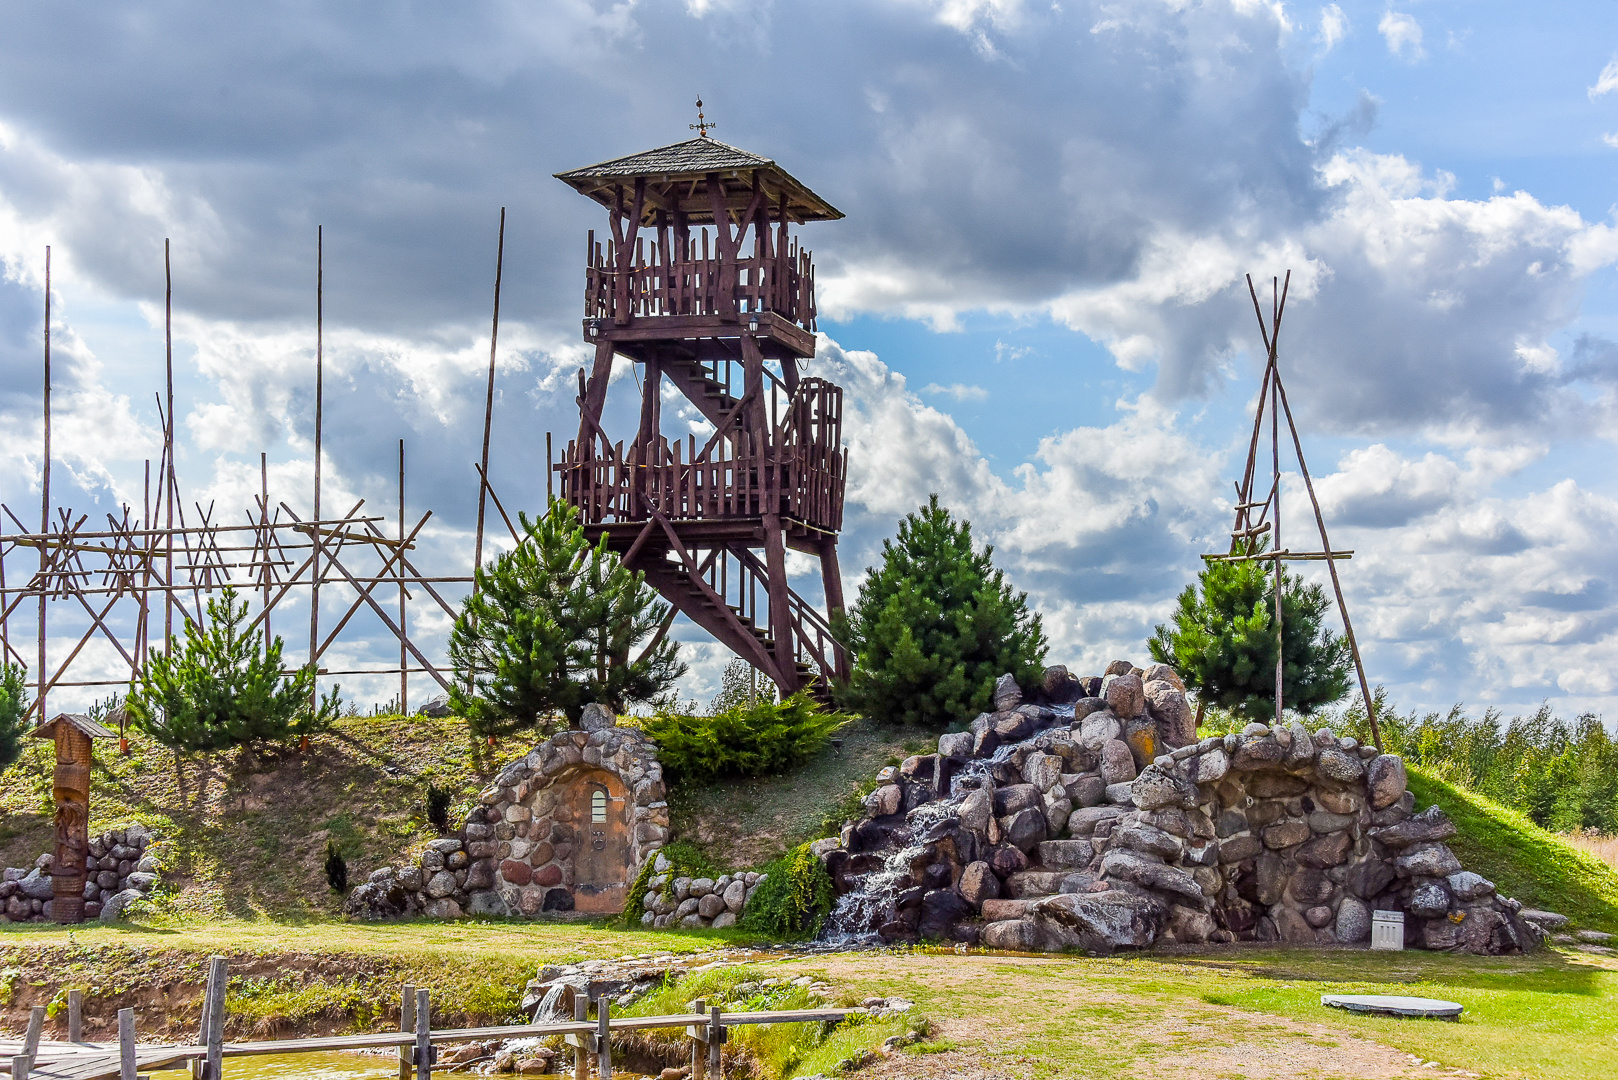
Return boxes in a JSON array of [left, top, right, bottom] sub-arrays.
[[583, 233, 817, 329]]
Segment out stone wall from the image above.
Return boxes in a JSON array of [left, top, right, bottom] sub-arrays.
[[819, 661, 1543, 955], [0, 824, 158, 923], [638, 851, 767, 929], [347, 705, 670, 920]]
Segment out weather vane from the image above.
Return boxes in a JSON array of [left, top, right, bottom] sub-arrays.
[[689, 97, 716, 138]]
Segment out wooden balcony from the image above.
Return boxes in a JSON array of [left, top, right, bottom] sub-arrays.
[[556, 378, 846, 536], [584, 234, 817, 332]]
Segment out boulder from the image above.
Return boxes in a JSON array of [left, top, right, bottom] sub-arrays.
[[1366, 754, 1409, 809], [1100, 850, 1206, 905], [1110, 821, 1182, 861], [1261, 820, 1311, 850], [1022, 752, 1065, 793], [958, 861, 1000, 908], [1447, 871, 1495, 902], [1035, 840, 1095, 870], [987, 844, 1029, 878], [578, 703, 616, 732], [722, 878, 748, 913], [918, 889, 973, 939], [1003, 807, 1048, 852], [1079, 712, 1123, 751], [1100, 740, 1138, 785], [993, 673, 1023, 711], [1166, 903, 1217, 943], [1023, 889, 1163, 953], [1067, 805, 1128, 836], [1070, 775, 1107, 808], [994, 784, 1043, 816], [96, 888, 141, 923], [1233, 736, 1285, 771], [1409, 881, 1452, 919], [938, 732, 973, 761], [866, 783, 902, 817], [1370, 806, 1456, 849], [417, 694, 453, 718], [958, 788, 993, 833], [1293, 831, 1353, 869], [1395, 843, 1462, 879], [1105, 674, 1145, 719], [1178, 748, 1230, 786], [1142, 663, 1185, 693], [1315, 748, 1365, 783], [698, 893, 727, 919], [1130, 767, 1199, 811], [1143, 680, 1196, 747]]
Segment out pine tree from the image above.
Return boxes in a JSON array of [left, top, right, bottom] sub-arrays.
[[448, 500, 685, 735], [126, 586, 338, 753], [0, 663, 30, 774], [1148, 543, 1350, 726], [842, 495, 1046, 728]]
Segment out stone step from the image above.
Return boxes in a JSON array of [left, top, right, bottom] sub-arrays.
[[1036, 839, 1095, 870], [1003, 870, 1074, 898]]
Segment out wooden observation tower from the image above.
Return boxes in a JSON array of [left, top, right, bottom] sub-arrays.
[[553, 117, 850, 699]]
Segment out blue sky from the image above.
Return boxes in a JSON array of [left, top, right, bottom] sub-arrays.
[[1, 0, 1617, 722]]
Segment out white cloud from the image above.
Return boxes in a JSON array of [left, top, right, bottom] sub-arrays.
[[1590, 58, 1618, 99], [1603, 132, 1618, 149], [1378, 10, 1425, 61], [920, 381, 990, 401], [1317, 4, 1347, 51]]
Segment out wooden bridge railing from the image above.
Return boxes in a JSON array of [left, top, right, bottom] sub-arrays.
[[2, 961, 859, 1080]]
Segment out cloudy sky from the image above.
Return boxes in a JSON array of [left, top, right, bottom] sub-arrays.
[[2, 0, 1617, 722]]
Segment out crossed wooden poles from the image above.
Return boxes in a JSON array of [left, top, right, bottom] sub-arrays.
[[1205, 272, 1383, 750]]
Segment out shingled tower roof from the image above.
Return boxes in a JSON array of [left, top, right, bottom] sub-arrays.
[[555, 136, 842, 225]]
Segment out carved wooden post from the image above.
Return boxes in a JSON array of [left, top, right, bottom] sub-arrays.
[[32, 712, 114, 924]]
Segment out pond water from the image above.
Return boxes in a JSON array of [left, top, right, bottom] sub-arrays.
[[221, 1051, 398, 1079]]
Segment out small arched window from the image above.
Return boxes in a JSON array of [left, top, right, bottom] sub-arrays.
[[590, 788, 608, 824]]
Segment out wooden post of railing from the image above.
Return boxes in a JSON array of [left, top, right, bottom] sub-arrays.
[[202, 957, 227, 1080], [10, 1054, 29, 1080], [118, 1007, 137, 1080], [67, 988, 83, 1043], [571, 994, 589, 1080], [23, 1005, 44, 1058], [688, 998, 706, 1080], [397, 984, 415, 1080], [596, 998, 612, 1080], [413, 988, 431, 1080], [707, 1004, 723, 1078]]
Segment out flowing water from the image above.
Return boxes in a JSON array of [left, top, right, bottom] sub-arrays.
[[820, 720, 1069, 942]]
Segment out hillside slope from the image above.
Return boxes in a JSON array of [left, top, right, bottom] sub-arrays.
[[1410, 767, 1618, 933], [0, 715, 527, 918]]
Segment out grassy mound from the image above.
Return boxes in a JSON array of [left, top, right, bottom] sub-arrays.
[[1410, 767, 1618, 933], [0, 715, 530, 919]]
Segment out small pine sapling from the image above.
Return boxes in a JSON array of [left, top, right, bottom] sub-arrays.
[[427, 784, 452, 832], [0, 664, 30, 775], [324, 841, 348, 894]]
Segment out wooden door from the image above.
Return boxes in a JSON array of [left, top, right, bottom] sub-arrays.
[[568, 769, 631, 913]]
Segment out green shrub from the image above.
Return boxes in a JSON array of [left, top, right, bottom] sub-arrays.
[[641, 691, 848, 783], [739, 842, 835, 938]]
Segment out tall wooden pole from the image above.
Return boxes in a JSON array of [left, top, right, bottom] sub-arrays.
[[398, 438, 407, 715], [310, 226, 324, 708], [39, 246, 50, 720], [474, 208, 506, 579], [164, 240, 175, 645], [1270, 278, 1283, 729]]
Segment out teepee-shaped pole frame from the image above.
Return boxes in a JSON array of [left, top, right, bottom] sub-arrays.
[[1205, 271, 1383, 751]]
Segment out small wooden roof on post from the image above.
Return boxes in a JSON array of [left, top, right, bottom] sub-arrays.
[[31, 712, 118, 741], [554, 136, 844, 225]]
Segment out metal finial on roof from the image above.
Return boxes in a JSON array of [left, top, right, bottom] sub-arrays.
[[689, 97, 716, 138]]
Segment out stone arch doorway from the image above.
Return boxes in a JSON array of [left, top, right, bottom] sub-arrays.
[[564, 768, 631, 913]]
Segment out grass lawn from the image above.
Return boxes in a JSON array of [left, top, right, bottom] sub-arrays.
[[4, 918, 1616, 1079]]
